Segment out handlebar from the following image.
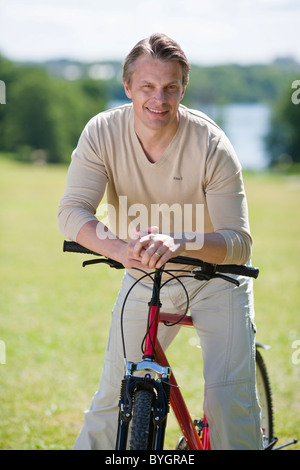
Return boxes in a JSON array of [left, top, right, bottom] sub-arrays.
[[63, 241, 259, 280]]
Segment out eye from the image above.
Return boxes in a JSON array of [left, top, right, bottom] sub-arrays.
[[167, 85, 178, 92]]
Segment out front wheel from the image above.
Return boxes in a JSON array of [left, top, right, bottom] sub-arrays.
[[130, 389, 155, 450]]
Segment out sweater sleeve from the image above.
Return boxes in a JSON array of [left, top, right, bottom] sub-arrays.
[[57, 117, 108, 241], [205, 132, 252, 265]]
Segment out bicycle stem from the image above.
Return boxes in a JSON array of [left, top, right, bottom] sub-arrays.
[[143, 269, 163, 359]]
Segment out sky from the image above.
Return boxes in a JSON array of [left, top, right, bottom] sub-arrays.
[[0, 0, 299, 66]]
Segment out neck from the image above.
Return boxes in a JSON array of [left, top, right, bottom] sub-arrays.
[[135, 115, 180, 163], [135, 131, 170, 163]]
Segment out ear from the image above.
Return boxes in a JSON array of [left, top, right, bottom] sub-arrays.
[[123, 82, 132, 100], [180, 85, 186, 101]]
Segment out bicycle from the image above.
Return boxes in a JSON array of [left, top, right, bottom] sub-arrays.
[[63, 240, 295, 451]]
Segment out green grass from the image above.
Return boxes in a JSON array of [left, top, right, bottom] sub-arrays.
[[0, 157, 299, 450]]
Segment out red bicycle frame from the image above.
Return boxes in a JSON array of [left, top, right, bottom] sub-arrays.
[[143, 298, 210, 450]]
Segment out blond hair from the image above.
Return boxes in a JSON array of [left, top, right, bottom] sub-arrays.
[[123, 33, 190, 87]]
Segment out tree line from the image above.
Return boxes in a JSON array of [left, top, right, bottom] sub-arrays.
[[0, 56, 109, 164], [0, 54, 299, 166]]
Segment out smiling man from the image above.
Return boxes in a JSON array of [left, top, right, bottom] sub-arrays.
[[58, 33, 263, 450], [123, 55, 186, 161]]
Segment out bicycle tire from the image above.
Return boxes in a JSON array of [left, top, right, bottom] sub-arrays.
[[130, 389, 155, 450], [255, 349, 274, 448]]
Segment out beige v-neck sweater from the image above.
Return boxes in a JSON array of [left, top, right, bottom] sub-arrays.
[[58, 104, 252, 265]]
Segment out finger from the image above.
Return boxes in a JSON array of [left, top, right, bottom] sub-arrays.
[[155, 252, 169, 268], [127, 238, 145, 260], [132, 235, 153, 257], [146, 246, 166, 268], [146, 250, 161, 267]]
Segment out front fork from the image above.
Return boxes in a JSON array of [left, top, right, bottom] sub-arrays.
[[115, 362, 171, 450], [116, 268, 172, 450]]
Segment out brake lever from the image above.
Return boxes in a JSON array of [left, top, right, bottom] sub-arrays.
[[82, 258, 124, 269], [193, 269, 240, 286], [214, 273, 240, 286]]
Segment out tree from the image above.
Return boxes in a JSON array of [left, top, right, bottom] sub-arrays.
[[1, 62, 108, 163], [265, 83, 300, 166], [0, 55, 18, 145]]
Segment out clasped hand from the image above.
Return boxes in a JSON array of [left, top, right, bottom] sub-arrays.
[[121, 227, 185, 269]]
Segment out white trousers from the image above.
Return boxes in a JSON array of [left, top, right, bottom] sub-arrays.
[[74, 270, 263, 450]]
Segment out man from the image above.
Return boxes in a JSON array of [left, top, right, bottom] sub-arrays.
[[58, 33, 263, 450]]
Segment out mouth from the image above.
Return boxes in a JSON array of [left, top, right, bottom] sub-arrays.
[[146, 107, 169, 117]]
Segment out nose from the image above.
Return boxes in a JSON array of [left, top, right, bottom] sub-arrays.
[[153, 87, 166, 104]]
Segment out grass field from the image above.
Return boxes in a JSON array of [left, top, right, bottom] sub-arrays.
[[0, 155, 299, 450]]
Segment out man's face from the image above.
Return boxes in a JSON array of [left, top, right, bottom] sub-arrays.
[[124, 55, 186, 134]]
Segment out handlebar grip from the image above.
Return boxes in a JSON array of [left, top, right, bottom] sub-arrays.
[[168, 256, 259, 279], [217, 264, 259, 279], [63, 241, 124, 269], [63, 241, 100, 256]]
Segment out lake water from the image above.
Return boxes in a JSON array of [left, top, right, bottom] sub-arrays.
[[109, 101, 271, 170], [199, 102, 271, 170]]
